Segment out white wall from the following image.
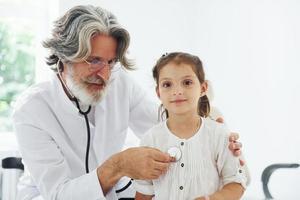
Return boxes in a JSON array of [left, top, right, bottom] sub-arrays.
[[191, 0, 300, 198], [57, 0, 300, 198]]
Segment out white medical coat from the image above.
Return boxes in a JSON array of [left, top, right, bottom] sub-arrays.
[[12, 70, 158, 200]]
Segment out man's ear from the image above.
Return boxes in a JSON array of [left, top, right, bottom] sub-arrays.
[[201, 80, 208, 97], [156, 87, 160, 98]]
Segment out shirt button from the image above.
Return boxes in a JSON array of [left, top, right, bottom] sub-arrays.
[[180, 142, 184, 146], [179, 186, 184, 190], [181, 163, 184, 167], [239, 169, 243, 173]]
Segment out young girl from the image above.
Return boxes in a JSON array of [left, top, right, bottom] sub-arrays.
[[134, 52, 247, 200]]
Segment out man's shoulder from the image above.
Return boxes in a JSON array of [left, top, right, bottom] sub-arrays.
[[148, 121, 164, 130], [203, 118, 229, 137], [143, 121, 165, 137], [113, 69, 132, 84], [108, 69, 147, 101], [106, 70, 133, 95], [140, 121, 166, 145], [13, 81, 52, 113], [203, 117, 219, 128]]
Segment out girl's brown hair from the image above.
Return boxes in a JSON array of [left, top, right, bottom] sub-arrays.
[[152, 52, 210, 120]]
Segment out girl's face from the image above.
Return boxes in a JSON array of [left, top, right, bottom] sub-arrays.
[[156, 62, 207, 117]]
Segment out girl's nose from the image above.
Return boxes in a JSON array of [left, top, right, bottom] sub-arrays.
[[173, 86, 183, 96], [96, 64, 110, 81]]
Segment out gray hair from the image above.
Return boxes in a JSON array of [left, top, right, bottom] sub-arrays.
[[43, 5, 133, 71]]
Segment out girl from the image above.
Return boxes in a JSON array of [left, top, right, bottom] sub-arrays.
[[134, 52, 247, 200]]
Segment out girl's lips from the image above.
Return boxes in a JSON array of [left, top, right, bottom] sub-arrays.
[[170, 99, 187, 103]]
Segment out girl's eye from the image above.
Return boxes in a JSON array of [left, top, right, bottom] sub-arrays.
[[162, 81, 172, 88], [182, 79, 193, 86]]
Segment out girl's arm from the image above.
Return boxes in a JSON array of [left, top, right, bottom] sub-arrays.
[[195, 182, 244, 200], [135, 192, 154, 200]]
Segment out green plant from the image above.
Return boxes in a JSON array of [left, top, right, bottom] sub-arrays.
[[0, 21, 35, 132]]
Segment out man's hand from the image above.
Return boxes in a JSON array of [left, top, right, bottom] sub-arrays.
[[96, 147, 174, 195], [119, 147, 175, 180], [215, 117, 224, 123], [214, 117, 245, 166], [228, 132, 245, 166]]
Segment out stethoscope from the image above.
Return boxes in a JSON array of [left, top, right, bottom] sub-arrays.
[[167, 147, 182, 162], [56, 60, 132, 193]]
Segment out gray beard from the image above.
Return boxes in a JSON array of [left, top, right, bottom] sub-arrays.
[[65, 69, 107, 106]]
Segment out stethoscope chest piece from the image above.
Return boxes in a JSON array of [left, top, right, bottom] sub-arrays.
[[167, 146, 182, 162]]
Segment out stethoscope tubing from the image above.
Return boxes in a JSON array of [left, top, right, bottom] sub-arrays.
[[57, 60, 132, 193]]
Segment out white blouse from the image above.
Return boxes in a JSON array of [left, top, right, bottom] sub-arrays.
[[134, 118, 247, 200]]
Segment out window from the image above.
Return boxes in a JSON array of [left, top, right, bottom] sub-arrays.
[[0, 18, 35, 134], [0, 0, 58, 151]]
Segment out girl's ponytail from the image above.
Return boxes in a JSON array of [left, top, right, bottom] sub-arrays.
[[198, 94, 210, 117]]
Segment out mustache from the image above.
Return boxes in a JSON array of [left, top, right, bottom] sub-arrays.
[[83, 75, 108, 86]]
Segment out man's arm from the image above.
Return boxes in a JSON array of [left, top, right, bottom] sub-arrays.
[[96, 153, 123, 195], [14, 101, 173, 199], [96, 147, 174, 195], [135, 192, 154, 200], [14, 122, 105, 200]]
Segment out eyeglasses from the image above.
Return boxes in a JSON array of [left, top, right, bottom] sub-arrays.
[[84, 57, 119, 72]]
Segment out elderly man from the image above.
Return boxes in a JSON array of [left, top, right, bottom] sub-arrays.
[[13, 5, 246, 200]]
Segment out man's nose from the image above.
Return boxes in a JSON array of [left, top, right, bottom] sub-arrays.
[[96, 64, 110, 81]]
